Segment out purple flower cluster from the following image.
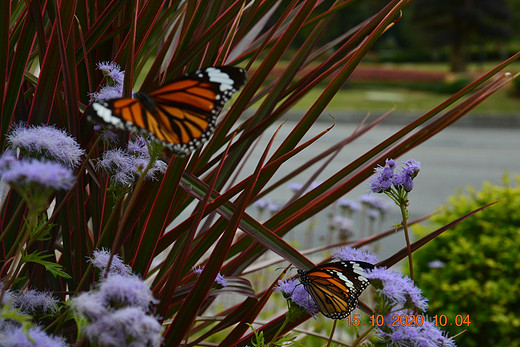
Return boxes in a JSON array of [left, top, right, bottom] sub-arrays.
[[366, 267, 428, 312], [0, 158, 75, 191], [7, 123, 84, 168], [89, 61, 126, 102], [370, 158, 421, 193], [97, 137, 167, 186], [0, 124, 84, 193], [376, 313, 456, 347], [193, 265, 228, 287], [329, 215, 353, 233], [359, 194, 392, 213], [275, 278, 319, 317], [0, 322, 68, 347], [1, 284, 58, 315], [252, 198, 281, 215], [71, 251, 162, 346], [89, 248, 133, 276], [0, 286, 64, 346], [333, 246, 378, 264], [337, 198, 361, 213]]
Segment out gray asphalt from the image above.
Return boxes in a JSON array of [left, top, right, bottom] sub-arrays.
[[244, 113, 520, 259]]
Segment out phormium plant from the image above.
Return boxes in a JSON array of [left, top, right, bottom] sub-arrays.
[[0, 1, 518, 346]]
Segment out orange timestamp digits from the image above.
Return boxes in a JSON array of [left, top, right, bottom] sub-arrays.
[[432, 314, 471, 327], [371, 314, 425, 327], [345, 314, 471, 327]]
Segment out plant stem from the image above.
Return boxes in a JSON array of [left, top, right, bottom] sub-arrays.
[[399, 203, 414, 282]]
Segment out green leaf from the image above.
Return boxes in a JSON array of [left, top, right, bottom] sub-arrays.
[[22, 251, 72, 279]]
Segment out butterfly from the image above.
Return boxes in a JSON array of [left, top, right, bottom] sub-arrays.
[[85, 66, 246, 156], [297, 260, 374, 319]]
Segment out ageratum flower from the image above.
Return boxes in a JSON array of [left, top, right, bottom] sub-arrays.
[[97, 61, 125, 86], [1, 159, 75, 191], [97, 137, 167, 187], [359, 194, 392, 213], [275, 278, 319, 317], [89, 249, 132, 277], [337, 198, 360, 213], [12, 289, 58, 315], [89, 61, 126, 102], [0, 323, 68, 347], [83, 307, 162, 347], [369, 158, 421, 194], [333, 246, 378, 264], [370, 159, 396, 193], [366, 267, 428, 312], [71, 250, 162, 346], [329, 215, 353, 233], [99, 274, 158, 310], [427, 260, 446, 269], [70, 291, 107, 321], [7, 124, 84, 168], [193, 266, 228, 287], [376, 314, 456, 347]]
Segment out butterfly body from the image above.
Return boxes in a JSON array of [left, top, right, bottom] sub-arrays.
[[298, 261, 374, 319], [85, 66, 246, 156]]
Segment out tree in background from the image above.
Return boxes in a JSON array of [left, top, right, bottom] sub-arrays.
[[412, 0, 513, 72]]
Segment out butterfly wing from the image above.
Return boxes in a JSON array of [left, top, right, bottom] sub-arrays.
[[85, 66, 246, 155], [298, 261, 374, 319]]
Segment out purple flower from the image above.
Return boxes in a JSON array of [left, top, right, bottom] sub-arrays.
[[97, 140, 167, 186], [330, 216, 353, 232], [370, 165, 395, 193], [288, 182, 303, 192], [366, 267, 428, 312], [253, 198, 271, 211], [83, 307, 162, 347], [427, 260, 446, 269], [367, 208, 379, 220], [0, 286, 14, 306], [89, 249, 132, 276], [7, 124, 84, 168], [70, 291, 107, 320], [1, 159, 75, 190], [275, 279, 318, 317], [89, 61, 126, 102], [90, 85, 123, 102], [267, 201, 282, 214], [215, 273, 228, 287], [99, 274, 158, 309], [97, 61, 125, 86], [309, 180, 323, 190], [193, 266, 228, 287], [359, 194, 391, 212], [99, 129, 119, 144], [337, 198, 360, 213], [12, 289, 58, 315], [333, 246, 378, 264], [0, 152, 17, 176], [0, 324, 68, 347], [370, 158, 421, 194], [376, 314, 456, 347]]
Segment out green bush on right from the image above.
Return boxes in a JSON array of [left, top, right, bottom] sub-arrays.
[[412, 174, 520, 347]]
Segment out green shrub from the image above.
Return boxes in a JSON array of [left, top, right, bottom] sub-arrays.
[[413, 175, 520, 346]]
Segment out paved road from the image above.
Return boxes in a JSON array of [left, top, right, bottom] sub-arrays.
[[245, 117, 520, 258]]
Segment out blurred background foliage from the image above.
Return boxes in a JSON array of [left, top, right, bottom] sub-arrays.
[[291, 0, 519, 72], [413, 175, 520, 347]]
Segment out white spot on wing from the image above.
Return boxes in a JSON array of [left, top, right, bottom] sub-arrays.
[[334, 271, 354, 288], [206, 67, 235, 91], [92, 103, 123, 127]]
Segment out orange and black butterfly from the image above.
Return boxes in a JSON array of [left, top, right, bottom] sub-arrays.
[[298, 261, 374, 319], [85, 66, 246, 156]]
